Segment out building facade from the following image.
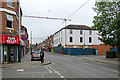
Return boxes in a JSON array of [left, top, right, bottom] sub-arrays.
[[0, 0, 22, 64], [21, 26, 29, 56], [53, 25, 103, 48]]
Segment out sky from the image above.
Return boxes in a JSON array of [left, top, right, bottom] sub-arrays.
[[20, 0, 96, 44]]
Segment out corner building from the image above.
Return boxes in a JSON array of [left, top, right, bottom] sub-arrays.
[[0, 0, 22, 64]]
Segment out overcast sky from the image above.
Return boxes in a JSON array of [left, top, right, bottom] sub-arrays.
[[20, 0, 96, 44]]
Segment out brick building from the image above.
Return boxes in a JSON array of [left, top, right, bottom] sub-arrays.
[[92, 44, 112, 55], [21, 25, 29, 56], [0, 0, 22, 64]]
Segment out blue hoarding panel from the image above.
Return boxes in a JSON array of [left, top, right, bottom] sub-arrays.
[[53, 47, 95, 55]]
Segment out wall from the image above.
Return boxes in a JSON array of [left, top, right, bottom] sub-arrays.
[[92, 44, 112, 55], [53, 47, 95, 55], [53, 29, 103, 48], [0, 1, 19, 35]]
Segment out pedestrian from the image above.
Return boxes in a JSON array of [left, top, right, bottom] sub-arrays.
[[40, 49, 44, 63]]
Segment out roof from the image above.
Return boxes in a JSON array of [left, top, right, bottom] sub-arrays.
[[63, 25, 95, 30], [53, 24, 96, 35]]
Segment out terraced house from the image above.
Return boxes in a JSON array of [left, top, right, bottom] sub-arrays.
[[0, 0, 22, 64]]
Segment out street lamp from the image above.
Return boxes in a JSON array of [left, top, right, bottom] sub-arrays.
[[64, 19, 67, 55]]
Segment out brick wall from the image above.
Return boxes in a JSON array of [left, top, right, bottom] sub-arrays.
[[0, 1, 21, 36], [92, 44, 112, 55]]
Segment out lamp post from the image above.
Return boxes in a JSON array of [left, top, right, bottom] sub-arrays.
[[64, 19, 67, 54], [18, 0, 21, 62], [1, 44, 3, 64]]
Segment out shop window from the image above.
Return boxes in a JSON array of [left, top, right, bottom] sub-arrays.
[[70, 37, 73, 43], [7, 14, 13, 28]]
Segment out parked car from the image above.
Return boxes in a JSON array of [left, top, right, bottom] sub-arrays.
[[31, 50, 41, 61]]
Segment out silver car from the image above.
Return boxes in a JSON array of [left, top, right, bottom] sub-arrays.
[[31, 51, 41, 61]]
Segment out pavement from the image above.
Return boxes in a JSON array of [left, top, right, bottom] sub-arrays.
[[51, 52, 119, 65], [80, 55, 119, 65], [1, 52, 52, 69]]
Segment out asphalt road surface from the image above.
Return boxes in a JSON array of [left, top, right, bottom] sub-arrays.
[[2, 52, 119, 79]]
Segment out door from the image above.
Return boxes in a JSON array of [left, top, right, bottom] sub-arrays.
[[4, 45, 7, 63], [8, 45, 15, 63]]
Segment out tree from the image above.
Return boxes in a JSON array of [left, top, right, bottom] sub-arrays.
[[92, 1, 120, 53]]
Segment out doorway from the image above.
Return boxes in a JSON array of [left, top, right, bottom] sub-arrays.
[[8, 45, 15, 63]]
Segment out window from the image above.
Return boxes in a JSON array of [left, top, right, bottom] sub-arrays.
[[80, 30, 83, 35], [7, 0, 13, 7], [70, 29, 72, 34], [7, 14, 13, 28], [70, 37, 73, 43], [61, 37, 62, 43], [80, 37, 83, 43], [89, 37, 92, 43], [59, 38, 60, 43], [89, 30, 92, 35]]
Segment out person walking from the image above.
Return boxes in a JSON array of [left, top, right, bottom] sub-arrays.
[[40, 49, 44, 63]]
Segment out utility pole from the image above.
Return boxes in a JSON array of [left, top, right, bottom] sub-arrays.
[[23, 15, 71, 54], [18, 0, 21, 62], [64, 19, 67, 48]]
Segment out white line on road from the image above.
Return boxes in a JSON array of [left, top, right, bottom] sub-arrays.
[[17, 72, 48, 74], [45, 66, 53, 73], [83, 63, 90, 65], [48, 66, 65, 78], [100, 67, 119, 73], [17, 69, 24, 72]]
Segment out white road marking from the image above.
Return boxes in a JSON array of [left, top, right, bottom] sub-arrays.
[[48, 66, 65, 78], [17, 72, 48, 74], [83, 63, 90, 65], [45, 66, 53, 73], [100, 67, 119, 73], [17, 69, 24, 72]]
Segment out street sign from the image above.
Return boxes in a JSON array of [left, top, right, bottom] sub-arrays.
[[0, 34, 19, 44]]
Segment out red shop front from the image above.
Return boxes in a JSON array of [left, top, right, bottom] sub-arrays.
[[0, 34, 19, 63]]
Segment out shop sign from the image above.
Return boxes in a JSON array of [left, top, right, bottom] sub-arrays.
[[0, 34, 19, 44], [21, 37, 27, 40]]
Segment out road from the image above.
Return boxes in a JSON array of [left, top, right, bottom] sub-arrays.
[[2, 52, 119, 79]]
